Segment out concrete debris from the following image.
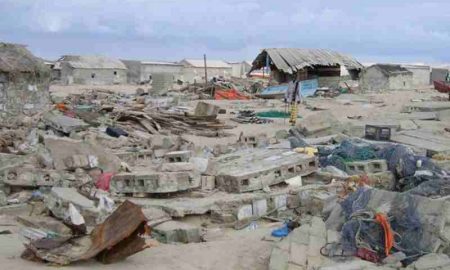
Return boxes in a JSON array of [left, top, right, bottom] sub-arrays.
[[153, 220, 201, 243], [21, 200, 151, 265], [0, 63, 449, 270]]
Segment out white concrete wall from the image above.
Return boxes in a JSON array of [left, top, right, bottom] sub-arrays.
[[388, 73, 413, 90], [62, 65, 127, 85], [141, 64, 182, 83], [403, 65, 431, 86], [180, 66, 232, 83]]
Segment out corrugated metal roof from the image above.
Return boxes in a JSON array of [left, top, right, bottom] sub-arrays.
[[141, 61, 183, 66], [251, 48, 363, 74], [181, 59, 231, 68], [60, 55, 127, 70]]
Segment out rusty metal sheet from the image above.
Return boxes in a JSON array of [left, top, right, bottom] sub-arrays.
[[22, 200, 150, 265]]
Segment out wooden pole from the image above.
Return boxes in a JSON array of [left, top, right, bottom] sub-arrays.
[[204, 54, 208, 87]]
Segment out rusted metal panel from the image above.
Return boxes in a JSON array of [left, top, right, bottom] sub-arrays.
[[22, 200, 150, 265]]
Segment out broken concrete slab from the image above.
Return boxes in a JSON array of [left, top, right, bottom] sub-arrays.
[[297, 111, 341, 137], [110, 171, 200, 194], [391, 130, 450, 155], [141, 207, 172, 227], [44, 136, 121, 173], [43, 113, 89, 134], [153, 220, 201, 244], [402, 102, 450, 113], [215, 148, 317, 193], [16, 216, 72, 236], [193, 102, 220, 117], [159, 162, 195, 172], [45, 187, 99, 226]]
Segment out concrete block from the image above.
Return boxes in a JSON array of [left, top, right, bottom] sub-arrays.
[[252, 199, 268, 216], [43, 114, 89, 134], [64, 154, 98, 170], [153, 221, 201, 243], [236, 204, 253, 220], [111, 171, 200, 194], [215, 149, 317, 193], [345, 159, 388, 175], [164, 150, 191, 163], [160, 162, 194, 172], [201, 175, 215, 190], [194, 102, 220, 117], [272, 194, 287, 211]]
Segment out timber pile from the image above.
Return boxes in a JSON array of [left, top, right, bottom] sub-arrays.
[[113, 109, 233, 137]]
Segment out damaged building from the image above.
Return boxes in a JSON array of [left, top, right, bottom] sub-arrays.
[[122, 60, 183, 85], [0, 43, 50, 118], [361, 64, 413, 92], [250, 48, 363, 88], [179, 59, 232, 83], [58, 55, 127, 85]]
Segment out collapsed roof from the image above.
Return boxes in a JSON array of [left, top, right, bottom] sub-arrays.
[[371, 64, 413, 76], [59, 55, 127, 70], [0, 43, 49, 75], [251, 48, 363, 74]]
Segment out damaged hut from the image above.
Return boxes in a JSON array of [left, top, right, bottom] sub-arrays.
[[250, 48, 363, 88], [361, 64, 413, 92], [58, 55, 127, 85], [0, 43, 50, 118]]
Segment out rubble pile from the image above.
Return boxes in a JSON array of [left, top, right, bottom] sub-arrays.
[[1, 85, 450, 270]]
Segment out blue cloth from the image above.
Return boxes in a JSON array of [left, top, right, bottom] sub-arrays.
[[271, 223, 290, 237]]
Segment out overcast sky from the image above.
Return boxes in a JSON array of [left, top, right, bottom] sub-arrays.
[[1, 0, 449, 63]]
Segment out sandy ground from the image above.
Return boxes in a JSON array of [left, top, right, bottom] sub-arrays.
[[0, 226, 274, 270]]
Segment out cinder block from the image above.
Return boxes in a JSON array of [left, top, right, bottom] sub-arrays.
[[252, 199, 268, 216], [345, 159, 388, 175], [164, 150, 191, 163]]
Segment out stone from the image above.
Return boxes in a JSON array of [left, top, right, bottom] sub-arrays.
[[153, 221, 201, 243], [252, 199, 268, 216], [275, 130, 289, 140], [45, 187, 99, 225], [236, 204, 253, 220], [298, 111, 341, 137], [299, 189, 338, 216]]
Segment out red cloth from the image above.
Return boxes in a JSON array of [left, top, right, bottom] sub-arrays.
[[214, 89, 250, 100], [95, 173, 114, 191]]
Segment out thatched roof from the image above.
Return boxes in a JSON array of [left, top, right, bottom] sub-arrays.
[[60, 55, 127, 70], [251, 48, 363, 74], [0, 43, 49, 74]]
